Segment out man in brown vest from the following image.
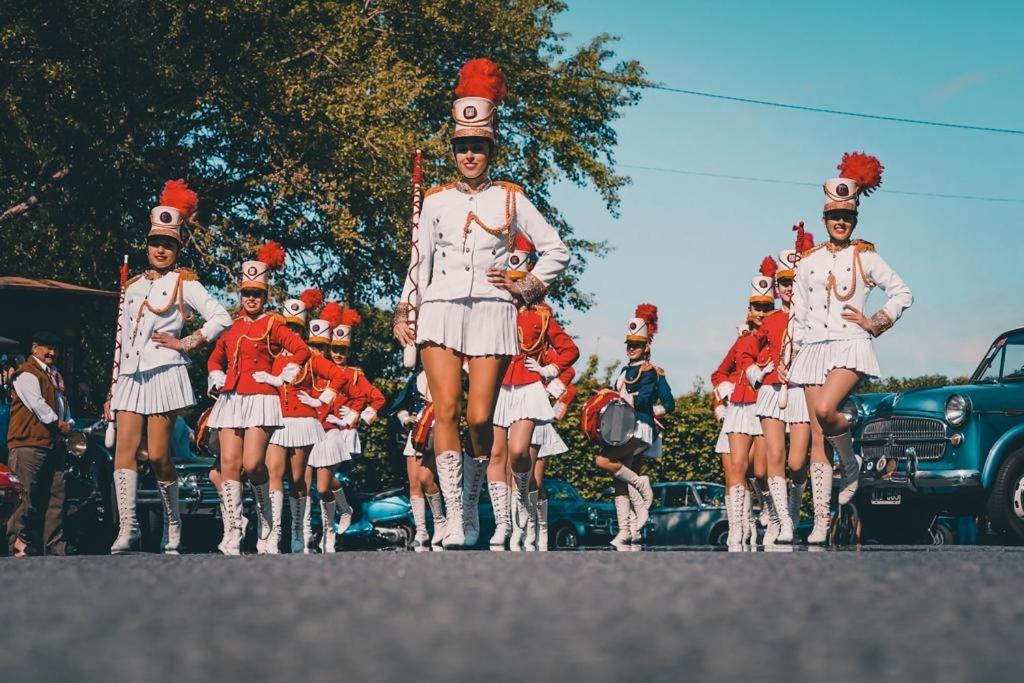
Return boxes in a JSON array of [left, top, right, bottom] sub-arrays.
[[6, 331, 73, 557]]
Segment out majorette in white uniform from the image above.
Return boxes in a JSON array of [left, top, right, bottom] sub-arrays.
[[108, 179, 231, 556], [394, 59, 570, 357]]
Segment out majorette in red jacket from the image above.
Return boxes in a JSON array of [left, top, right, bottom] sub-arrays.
[[710, 332, 758, 405], [272, 351, 346, 419], [208, 314, 310, 396], [318, 366, 380, 432], [502, 303, 579, 387], [737, 308, 787, 388]]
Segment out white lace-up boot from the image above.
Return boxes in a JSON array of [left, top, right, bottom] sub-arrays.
[[302, 495, 314, 554], [726, 485, 745, 548], [626, 483, 649, 536], [762, 487, 781, 547], [827, 431, 862, 505], [488, 481, 510, 550], [524, 490, 540, 551], [613, 467, 653, 527], [219, 480, 243, 556], [320, 498, 337, 553], [537, 498, 549, 551], [610, 495, 632, 548], [435, 451, 464, 548], [807, 462, 833, 545], [510, 471, 532, 552], [742, 488, 755, 545], [111, 469, 140, 554], [157, 479, 181, 554], [789, 479, 806, 530], [426, 491, 447, 549], [289, 496, 307, 553], [462, 453, 486, 547], [333, 487, 352, 536], [410, 496, 429, 550], [250, 481, 273, 554], [769, 476, 793, 544], [266, 489, 283, 554]]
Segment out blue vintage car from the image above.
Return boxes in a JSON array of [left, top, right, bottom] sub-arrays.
[[849, 326, 1024, 544], [646, 482, 729, 546]]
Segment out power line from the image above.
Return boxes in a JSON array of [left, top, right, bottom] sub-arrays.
[[619, 164, 1024, 204]]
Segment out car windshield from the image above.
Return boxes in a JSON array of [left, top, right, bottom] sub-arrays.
[[693, 484, 725, 507], [546, 481, 581, 502], [973, 332, 1024, 383]]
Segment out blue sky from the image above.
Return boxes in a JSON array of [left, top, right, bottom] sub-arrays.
[[549, 0, 1024, 389]]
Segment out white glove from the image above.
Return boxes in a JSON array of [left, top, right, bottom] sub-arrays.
[[653, 405, 667, 418], [714, 404, 727, 421], [546, 378, 566, 400], [339, 405, 359, 428], [524, 358, 560, 380], [714, 382, 735, 401], [208, 371, 226, 393], [252, 370, 284, 388], [361, 407, 378, 425], [744, 361, 775, 388], [326, 414, 346, 428], [318, 388, 337, 406], [396, 410, 411, 427], [297, 391, 322, 408], [279, 363, 301, 384]]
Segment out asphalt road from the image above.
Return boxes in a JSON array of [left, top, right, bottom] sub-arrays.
[[3, 547, 1023, 682]]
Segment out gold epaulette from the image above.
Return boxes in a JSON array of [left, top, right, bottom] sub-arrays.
[[494, 180, 524, 194], [268, 312, 285, 324], [800, 242, 827, 259], [424, 182, 456, 198], [653, 365, 665, 377], [175, 267, 199, 281], [126, 273, 144, 286], [854, 239, 876, 253]]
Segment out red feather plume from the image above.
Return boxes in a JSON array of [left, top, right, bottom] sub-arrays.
[[320, 302, 345, 328], [340, 307, 362, 328], [159, 179, 199, 219], [634, 303, 658, 338], [454, 58, 507, 103], [838, 152, 884, 196], [759, 256, 778, 278], [793, 221, 815, 253], [257, 241, 286, 271], [513, 231, 535, 252], [299, 288, 324, 311]]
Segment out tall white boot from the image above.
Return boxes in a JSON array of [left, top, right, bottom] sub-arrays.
[[435, 451, 464, 548], [789, 479, 807, 529], [762, 486, 781, 547], [320, 498, 337, 553], [487, 481, 510, 550], [537, 498, 549, 551], [250, 480, 273, 554], [157, 479, 182, 554], [827, 431, 862, 505], [289, 496, 307, 553], [267, 489, 283, 554], [462, 453, 486, 547], [111, 469, 140, 554], [807, 462, 833, 545], [302, 494, 314, 554], [726, 485, 745, 548], [610, 495, 631, 549], [333, 487, 352, 536], [524, 489, 540, 551], [219, 480, 243, 556], [769, 476, 793, 544], [410, 496, 429, 550], [742, 488, 755, 546], [510, 471, 531, 552], [613, 466, 653, 529], [426, 491, 447, 549]]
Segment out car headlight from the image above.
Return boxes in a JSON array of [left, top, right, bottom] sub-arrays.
[[66, 432, 88, 458], [945, 394, 970, 427], [839, 398, 860, 428], [588, 508, 598, 522]]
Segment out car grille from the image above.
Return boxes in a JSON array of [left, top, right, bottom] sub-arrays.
[[860, 417, 947, 462], [197, 480, 220, 503]]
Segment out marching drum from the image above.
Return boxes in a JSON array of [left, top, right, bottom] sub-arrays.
[[581, 389, 636, 447]]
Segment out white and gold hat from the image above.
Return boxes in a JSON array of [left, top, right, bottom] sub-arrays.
[[241, 241, 285, 290], [749, 257, 776, 304], [507, 232, 535, 280], [824, 152, 884, 213], [451, 58, 506, 142], [626, 304, 659, 343], [307, 319, 332, 345], [149, 179, 198, 243], [777, 221, 816, 279], [282, 288, 324, 327], [331, 307, 363, 348]]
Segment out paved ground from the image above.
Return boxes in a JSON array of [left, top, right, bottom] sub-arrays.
[[2, 546, 1022, 682]]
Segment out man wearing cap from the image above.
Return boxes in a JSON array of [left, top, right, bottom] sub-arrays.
[[5, 331, 73, 557]]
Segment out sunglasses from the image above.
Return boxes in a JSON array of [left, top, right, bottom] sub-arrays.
[[776, 278, 794, 287], [824, 210, 857, 222], [625, 342, 646, 350], [751, 303, 774, 313], [452, 141, 490, 155], [240, 289, 265, 299]]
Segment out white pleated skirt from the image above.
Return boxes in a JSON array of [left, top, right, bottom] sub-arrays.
[[111, 365, 194, 415], [531, 423, 568, 459], [417, 298, 518, 357], [309, 428, 360, 468], [269, 417, 325, 448], [714, 425, 730, 454], [723, 402, 763, 436], [785, 385, 810, 424], [788, 339, 880, 386], [493, 381, 556, 428], [207, 392, 283, 429]]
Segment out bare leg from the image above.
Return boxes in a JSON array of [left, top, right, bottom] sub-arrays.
[[420, 345, 465, 454], [465, 355, 511, 461], [113, 412, 144, 471], [266, 444, 287, 492]]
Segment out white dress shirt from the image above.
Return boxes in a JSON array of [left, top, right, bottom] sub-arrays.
[[400, 182, 570, 306], [117, 270, 231, 376], [792, 242, 913, 345], [12, 357, 72, 426]]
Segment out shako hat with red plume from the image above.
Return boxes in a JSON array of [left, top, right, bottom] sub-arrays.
[[626, 303, 659, 343], [777, 221, 815, 279], [507, 232, 536, 280], [823, 151, 884, 213], [332, 306, 363, 348], [750, 257, 777, 304], [309, 301, 344, 345], [150, 179, 199, 243], [241, 241, 286, 290], [451, 58, 507, 142], [282, 287, 323, 327]]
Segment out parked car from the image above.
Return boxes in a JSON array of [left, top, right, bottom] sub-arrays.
[[471, 478, 612, 549], [0, 462, 25, 527], [849, 326, 1024, 544], [645, 481, 729, 546]]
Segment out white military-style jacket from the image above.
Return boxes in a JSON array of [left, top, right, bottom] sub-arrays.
[[116, 269, 231, 376], [792, 240, 912, 345], [399, 181, 569, 307]]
